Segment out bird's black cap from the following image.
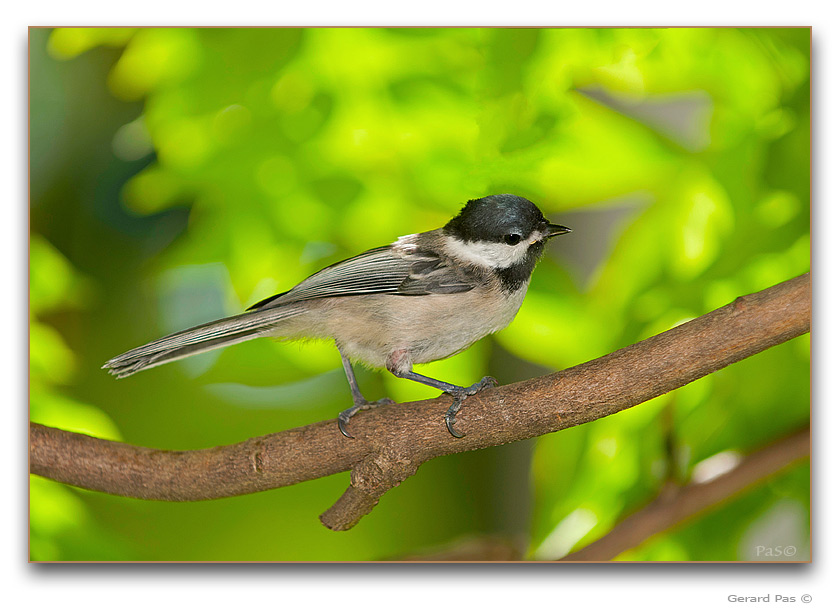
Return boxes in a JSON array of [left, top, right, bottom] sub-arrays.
[[444, 194, 550, 243]]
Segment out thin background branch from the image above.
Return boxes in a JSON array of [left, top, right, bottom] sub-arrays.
[[559, 427, 810, 561], [393, 427, 809, 561]]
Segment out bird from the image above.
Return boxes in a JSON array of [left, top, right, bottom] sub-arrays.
[[103, 194, 571, 438]]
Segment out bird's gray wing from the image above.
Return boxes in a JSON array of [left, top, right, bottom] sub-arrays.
[[247, 245, 475, 310]]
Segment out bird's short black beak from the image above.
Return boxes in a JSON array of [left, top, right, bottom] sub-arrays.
[[545, 223, 572, 238]]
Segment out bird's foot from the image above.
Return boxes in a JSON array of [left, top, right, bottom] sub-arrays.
[[337, 397, 395, 439], [444, 376, 498, 438]]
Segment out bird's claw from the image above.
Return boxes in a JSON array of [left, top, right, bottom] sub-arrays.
[[444, 376, 498, 438], [337, 397, 394, 439], [468, 376, 498, 394], [445, 398, 467, 438]]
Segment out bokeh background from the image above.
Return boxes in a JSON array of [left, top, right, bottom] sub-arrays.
[[30, 27, 810, 561]]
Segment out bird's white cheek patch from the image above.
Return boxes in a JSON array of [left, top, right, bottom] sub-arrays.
[[445, 231, 541, 269]]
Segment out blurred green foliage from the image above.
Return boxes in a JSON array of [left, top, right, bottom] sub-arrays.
[[30, 27, 809, 561]]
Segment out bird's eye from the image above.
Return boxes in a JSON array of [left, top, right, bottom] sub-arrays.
[[504, 234, 522, 245]]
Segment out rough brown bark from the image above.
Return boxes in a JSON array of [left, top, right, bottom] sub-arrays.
[[29, 273, 811, 531]]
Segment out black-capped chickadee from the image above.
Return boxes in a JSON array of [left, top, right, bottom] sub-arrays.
[[104, 194, 571, 438]]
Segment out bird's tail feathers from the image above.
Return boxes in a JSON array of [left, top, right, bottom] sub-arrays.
[[102, 306, 303, 378]]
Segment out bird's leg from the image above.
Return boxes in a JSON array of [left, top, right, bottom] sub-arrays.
[[336, 344, 393, 439], [386, 354, 497, 438]]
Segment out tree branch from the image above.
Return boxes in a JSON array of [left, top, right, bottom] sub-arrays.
[[29, 273, 811, 531], [559, 427, 810, 561]]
